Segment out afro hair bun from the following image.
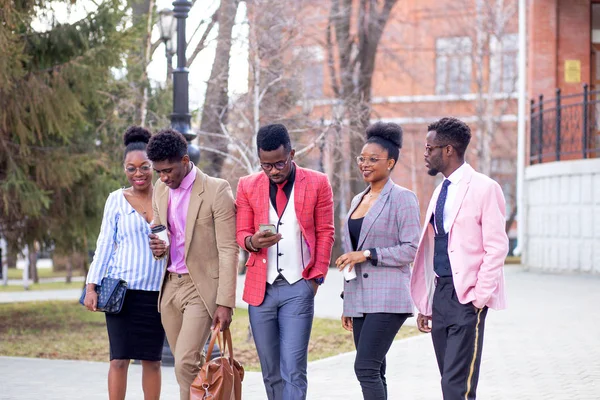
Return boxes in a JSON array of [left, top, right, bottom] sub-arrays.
[[366, 122, 402, 148], [123, 126, 151, 146]]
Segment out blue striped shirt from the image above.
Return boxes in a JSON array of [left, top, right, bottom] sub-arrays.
[[86, 189, 165, 291]]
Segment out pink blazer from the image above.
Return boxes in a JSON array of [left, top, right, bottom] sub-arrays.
[[410, 164, 509, 316]]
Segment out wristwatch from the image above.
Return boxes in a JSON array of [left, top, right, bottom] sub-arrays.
[[363, 249, 371, 260], [314, 277, 325, 285]]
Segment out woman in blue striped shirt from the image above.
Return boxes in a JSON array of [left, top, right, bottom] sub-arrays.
[[84, 126, 166, 400]]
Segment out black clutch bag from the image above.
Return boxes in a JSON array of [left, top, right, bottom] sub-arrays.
[[79, 277, 128, 314]]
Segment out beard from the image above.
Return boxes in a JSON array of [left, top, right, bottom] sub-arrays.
[[427, 167, 439, 176]]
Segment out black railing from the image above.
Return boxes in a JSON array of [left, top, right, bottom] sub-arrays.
[[530, 84, 600, 164]]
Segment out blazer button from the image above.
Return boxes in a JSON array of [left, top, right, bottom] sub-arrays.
[[262, 259, 266, 263], [363, 273, 369, 278]]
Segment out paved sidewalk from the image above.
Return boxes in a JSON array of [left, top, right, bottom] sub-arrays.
[[4, 276, 85, 286], [0, 288, 82, 304], [2, 267, 599, 399]]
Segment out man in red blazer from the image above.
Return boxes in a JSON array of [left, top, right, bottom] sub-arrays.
[[236, 124, 335, 400]]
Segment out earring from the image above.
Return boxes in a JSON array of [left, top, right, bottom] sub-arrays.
[[387, 167, 391, 171]]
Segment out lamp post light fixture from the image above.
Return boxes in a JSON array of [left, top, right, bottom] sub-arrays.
[[171, 0, 200, 164], [157, 8, 177, 83]]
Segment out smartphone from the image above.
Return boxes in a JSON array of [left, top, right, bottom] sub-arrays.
[[259, 223, 277, 236]]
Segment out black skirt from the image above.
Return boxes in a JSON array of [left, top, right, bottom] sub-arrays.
[[105, 290, 165, 361]]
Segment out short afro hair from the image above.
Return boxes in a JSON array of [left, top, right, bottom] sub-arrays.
[[427, 117, 471, 158], [123, 125, 151, 160], [147, 128, 188, 163], [256, 124, 292, 154], [365, 122, 403, 166]]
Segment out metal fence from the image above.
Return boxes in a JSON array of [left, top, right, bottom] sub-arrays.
[[530, 84, 600, 164]]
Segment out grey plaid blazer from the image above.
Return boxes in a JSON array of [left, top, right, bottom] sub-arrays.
[[342, 179, 421, 317]]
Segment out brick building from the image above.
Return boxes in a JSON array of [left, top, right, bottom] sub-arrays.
[[523, 0, 600, 273], [528, 0, 598, 99], [277, 0, 520, 240]]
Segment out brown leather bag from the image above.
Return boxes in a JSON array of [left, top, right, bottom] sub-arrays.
[[190, 325, 244, 400]]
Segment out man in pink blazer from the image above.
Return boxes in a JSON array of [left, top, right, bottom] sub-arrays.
[[410, 117, 509, 400]]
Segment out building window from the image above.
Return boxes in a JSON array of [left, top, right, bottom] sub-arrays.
[[294, 46, 324, 99], [303, 64, 324, 99], [490, 33, 518, 93], [435, 37, 472, 95]]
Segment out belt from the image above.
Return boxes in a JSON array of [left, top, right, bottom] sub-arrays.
[[167, 272, 189, 280], [435, 275, 454, 285]]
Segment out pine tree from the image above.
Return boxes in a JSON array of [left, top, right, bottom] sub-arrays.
[[0, 0, 134, 281]]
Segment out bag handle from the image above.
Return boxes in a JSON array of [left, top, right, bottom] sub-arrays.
[[206, 324, 234, 365], [205, 323, 235, 363], [223, 327, 235, 362], [206, 324, 222, 361]]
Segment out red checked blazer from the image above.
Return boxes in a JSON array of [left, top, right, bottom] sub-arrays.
[[236, 164, 335, 306]]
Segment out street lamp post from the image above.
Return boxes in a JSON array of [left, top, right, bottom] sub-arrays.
[[171, 0, 200, 164], [157, 8, 177, 84]]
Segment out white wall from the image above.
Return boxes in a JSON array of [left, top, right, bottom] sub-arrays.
[[523, 159, 600, 273]]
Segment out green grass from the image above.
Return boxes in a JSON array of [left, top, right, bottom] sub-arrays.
[[0, 281, 83, 292], [0, 300, 107, 361], [0, 301, 420, 371]]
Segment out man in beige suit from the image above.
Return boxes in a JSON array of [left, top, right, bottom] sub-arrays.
[[147, 129, 238, 400]]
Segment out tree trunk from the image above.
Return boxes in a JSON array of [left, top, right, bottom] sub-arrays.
[[200, 0, 238, 177], [27, 242, 38, 284], [6, 246, 17, 269], [139, 0, 155, 127], [66, 253, 73, 284], [326, 0, 398, 258], [129, 0, 154, 126]]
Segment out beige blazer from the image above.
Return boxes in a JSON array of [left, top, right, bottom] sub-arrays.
[[152, 166, 238, 316]]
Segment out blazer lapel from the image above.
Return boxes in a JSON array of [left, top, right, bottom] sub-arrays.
[[185, 167, 205, 258], [293, 166, 307, 227], [345, 186, 369, 251], [257, 173, 270, 224], [357, 179, 395, 250], [158, 183, 169, 227], [446, 165, 473, 230]]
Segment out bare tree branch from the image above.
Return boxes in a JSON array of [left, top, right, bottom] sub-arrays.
[[197, 145, 251, 172], [295, 127, 330, 157], [258, 75, 283, 105], [326, 3, 341, 97], [187, 10, 219, 68]]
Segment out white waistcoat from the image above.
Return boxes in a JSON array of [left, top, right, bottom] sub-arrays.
[[267, 186, 311, 284]]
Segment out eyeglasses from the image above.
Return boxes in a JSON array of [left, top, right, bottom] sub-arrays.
[[125, 165, 152, 174], [356, 156, 388, 165], [424, 144, 449, 154], [260, 156, 291, 171]]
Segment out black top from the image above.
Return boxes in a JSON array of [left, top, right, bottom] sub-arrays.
[[269, 165, 296, 211], [348, 217, 364, 251]]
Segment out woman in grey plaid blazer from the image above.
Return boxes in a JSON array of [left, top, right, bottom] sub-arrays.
[[336, 122, 421, 400]]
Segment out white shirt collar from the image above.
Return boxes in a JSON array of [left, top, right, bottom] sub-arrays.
[[444, 162, 468, 185]]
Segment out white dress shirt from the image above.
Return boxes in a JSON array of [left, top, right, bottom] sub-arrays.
[[435, 162, 469, 235]]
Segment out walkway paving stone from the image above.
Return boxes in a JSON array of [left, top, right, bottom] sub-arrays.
[[1, 267, 599, 399]]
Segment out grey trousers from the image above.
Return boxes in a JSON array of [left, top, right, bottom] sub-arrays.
[[249, 278, 315, 400]]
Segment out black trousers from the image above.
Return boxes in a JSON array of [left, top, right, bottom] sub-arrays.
[[353, 313, 409, 400], [432, 277, 488, 400]]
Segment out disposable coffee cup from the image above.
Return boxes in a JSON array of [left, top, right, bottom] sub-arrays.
[[343, 265, 357, 281], [151, 225, 169, 246]]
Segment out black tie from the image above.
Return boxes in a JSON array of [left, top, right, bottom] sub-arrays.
[[435, 179, 451, 235]]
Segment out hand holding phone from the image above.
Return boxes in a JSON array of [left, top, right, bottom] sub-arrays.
[[250, 223, 282, 250], [259, 223, 277, 236]]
